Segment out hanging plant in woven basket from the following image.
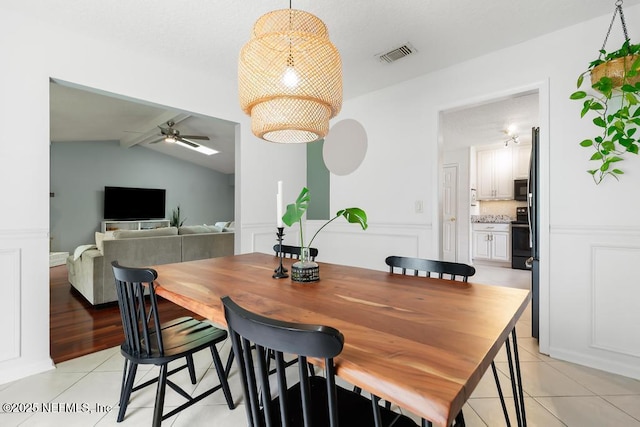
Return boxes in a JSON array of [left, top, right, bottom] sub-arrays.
[[570, 0, 640, 184]]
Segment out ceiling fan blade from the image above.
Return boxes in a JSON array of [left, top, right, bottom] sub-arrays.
[[179, 135, 210, 140], [147, 137, 164, 144]]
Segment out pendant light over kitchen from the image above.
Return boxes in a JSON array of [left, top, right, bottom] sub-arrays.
[[238, 2, 342, 143]]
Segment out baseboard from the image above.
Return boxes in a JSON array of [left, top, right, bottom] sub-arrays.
[[0, 358, 55, 385]]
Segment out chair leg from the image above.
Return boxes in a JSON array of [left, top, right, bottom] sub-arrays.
[[186, 354, 197, 384], [224, 349, 235, 378], [152, 364, 168, 427], [371, 394, 383, 427], [117, 359, 138, 422], [210, 345, 235, 410]]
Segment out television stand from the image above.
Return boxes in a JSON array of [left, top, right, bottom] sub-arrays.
[[101, 219, 170, 232]]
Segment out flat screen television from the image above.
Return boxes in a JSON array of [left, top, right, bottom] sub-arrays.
[[103, 186, 166, 220]]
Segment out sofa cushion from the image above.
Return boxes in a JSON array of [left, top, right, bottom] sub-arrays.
[[112, 227, 178, 239], [95, 231, 116, 252], [178, 225, 221, 234], [68, 229, 233, 305], [181, 231, 234, 262]]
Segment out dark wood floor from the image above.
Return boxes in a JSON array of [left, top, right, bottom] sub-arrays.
[[50, 264, 200, 364]]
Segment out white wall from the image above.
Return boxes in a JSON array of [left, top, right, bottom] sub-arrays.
[[330, 10, 640, 379], [0, 7, 305, 384], [50, 141, 235, 252], [1, 4, 639, 384]]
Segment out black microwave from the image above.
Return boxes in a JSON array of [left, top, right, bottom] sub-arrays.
[[514, 179, 528, 201]]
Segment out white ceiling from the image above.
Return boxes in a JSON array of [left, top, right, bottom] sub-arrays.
[[34, 0, 640, 171], [442, 91, 540, 150], [50, 82, 237, 174]]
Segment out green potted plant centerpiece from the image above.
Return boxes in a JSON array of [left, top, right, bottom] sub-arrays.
[[570, 2, 640, 184], [281, 187, 368, 283]]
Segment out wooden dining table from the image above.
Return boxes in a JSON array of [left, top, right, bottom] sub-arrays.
[[152, 253, 530, 427]]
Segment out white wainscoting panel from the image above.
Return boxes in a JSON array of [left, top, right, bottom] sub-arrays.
[[0, 229, 54, 385], [306, 221, 433, 272], [591, 245, 640, 357], [550, 226, 640, 380], [0, 249, 20, 363], [241, 223, 302, 256], [240, 221, 433, 273]]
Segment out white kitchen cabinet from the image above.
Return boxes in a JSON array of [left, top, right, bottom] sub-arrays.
[[472, 223, 510, 262], [476, 147, 513, 200], [512, 143, 532, 179]]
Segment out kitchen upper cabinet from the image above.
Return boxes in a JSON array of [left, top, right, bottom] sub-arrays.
[[472, 223, 510, 262], [512, 143, 532, 179], [476, 147, 513, 200]]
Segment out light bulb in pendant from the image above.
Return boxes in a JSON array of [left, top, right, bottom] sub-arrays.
[[282, 66, 299, 88]]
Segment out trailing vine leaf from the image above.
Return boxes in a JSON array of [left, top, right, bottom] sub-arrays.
[[570, 39, 640, 184]]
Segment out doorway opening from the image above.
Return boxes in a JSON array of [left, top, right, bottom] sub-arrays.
[[49, 79, 239, 362], [437, 84, 548, 350]]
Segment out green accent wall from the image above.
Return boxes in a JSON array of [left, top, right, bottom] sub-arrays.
[[306, 139, 330, 220]]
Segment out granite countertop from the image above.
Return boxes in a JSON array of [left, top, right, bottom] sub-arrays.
[[471, 214, 514, 223]]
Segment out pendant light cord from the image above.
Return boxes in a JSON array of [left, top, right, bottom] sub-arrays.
[[600, 0, 629, 57], [287, 0, 294, 67]]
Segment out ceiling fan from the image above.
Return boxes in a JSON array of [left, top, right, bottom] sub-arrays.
[[148, 121, 218, 155], [149, 120, 210, 145]]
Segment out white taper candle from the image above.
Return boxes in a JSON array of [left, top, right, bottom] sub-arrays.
[[276, 181, 284, 227]]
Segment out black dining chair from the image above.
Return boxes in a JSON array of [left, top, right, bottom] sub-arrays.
[[385, 255, 476, 281], [222, 296, 420, 427], [273, 244, 319, 261], [111, 261, 235, 426], [382, 255, 509, 427]]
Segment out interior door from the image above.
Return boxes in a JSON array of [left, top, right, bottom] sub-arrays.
[[442, 165, 458, 262]]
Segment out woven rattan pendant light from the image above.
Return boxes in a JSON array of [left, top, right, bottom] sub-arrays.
[[238, 7, 342, 143]]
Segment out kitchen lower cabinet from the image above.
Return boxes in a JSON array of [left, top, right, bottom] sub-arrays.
[[472, 223, 510, 262]]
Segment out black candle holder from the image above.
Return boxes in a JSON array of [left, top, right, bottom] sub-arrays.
[[273, 227, 289, 279]]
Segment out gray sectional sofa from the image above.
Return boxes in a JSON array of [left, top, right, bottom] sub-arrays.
[[66, 226, 234, 305]]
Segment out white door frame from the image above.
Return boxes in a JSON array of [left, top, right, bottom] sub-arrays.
[[441, 164, 458, 262], [435, 80, 550, 354]]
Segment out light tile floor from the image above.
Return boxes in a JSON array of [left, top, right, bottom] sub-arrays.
[[2, 265, 640, 426]]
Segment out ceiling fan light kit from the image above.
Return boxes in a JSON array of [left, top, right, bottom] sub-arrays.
[[238, 8, 342, 143], [150, 120, 217, 155]]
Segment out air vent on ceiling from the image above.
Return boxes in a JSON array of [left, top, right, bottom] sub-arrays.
[[376, 43, 417, 63]]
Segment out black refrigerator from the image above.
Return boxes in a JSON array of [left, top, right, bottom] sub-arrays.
[[529, 127, 540, 339]]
